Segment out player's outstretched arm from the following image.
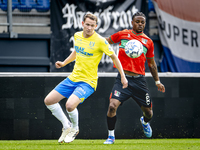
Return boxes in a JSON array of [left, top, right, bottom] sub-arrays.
[[147, 58, 165, 93], [110, 54, 128, 89], [55, 50, 76, 69]]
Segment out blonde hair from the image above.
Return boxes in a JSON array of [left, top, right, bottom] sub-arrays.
[[83, 13, 98, 23]]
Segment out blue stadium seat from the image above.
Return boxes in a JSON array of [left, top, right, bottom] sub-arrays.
[[0, 0, 8, 11], [17, 0, 36, 12], [0, 0, 50, 12], [34, 0, 50, 12], [0, 0, 3, 11], [148, 0, 155, 12], [0, 0, 18, 11]]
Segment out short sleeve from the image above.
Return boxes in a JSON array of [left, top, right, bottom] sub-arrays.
[[110, 31, 122, 44], [101, 38, 114, 56]]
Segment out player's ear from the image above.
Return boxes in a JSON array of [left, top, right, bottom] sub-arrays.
[[131, 20, 134, 26], [82, 21, 84, 26]]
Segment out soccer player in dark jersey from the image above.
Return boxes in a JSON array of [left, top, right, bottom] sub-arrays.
[[104, 12, 165, 144]]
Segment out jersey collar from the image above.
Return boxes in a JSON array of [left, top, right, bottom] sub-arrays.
[[131, 30, 143, 36]]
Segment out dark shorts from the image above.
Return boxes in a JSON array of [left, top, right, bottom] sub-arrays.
[[110, 73, 152, 107]]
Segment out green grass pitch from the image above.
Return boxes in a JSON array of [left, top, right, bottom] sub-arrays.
[[0, 139, 199, 150]]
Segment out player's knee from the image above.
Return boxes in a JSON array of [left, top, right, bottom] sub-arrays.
[[44, 96, 50, 105], [66, 103, 74, 112], [108, 104, 117, 113], [145, 109, 153, 119], [142, 106, 153, 119]]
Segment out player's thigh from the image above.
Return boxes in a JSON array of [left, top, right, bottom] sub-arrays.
[[44, 89, 65, 105], [130, 77, 152, 107], [110, 74, 131, 105], [66, 82, 94, 111], [54, 78, 76, 98], [66, 94, 82, 112]]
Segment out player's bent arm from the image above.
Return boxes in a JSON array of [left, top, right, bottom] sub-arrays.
[[147, 58, 165, 93], [55, 50, 76, 68], [110, 54, 128, 88]]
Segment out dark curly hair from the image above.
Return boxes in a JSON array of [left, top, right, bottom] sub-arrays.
[[132, 12, 146, 20]]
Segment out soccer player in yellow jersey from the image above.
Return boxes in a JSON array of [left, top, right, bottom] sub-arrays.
[[44, 13, 128, 143]]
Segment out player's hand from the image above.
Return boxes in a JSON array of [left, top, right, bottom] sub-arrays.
[[156, 83, 165, 93], [55, 61, 64, 68], [121, 77, 128, 89]]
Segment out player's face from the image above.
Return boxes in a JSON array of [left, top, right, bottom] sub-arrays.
[[82, 18, 97, 38], [131, 16, 146, 33]]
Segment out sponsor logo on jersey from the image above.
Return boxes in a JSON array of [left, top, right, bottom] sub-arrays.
[[114, 90, 121, 97], [119, 39, 128, 49], [75, 46, 93, 56], [89, 41, 95, 47], [142, 38, 147, 44], [77, 38, 82, 41]]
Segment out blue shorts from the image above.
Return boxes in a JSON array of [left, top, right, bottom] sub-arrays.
[[54, 78, 94, 103]]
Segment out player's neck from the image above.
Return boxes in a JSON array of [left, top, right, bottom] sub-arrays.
[[83, 31, 95, 38], [132, 30, 143, 34]]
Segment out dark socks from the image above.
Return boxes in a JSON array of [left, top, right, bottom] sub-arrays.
[[107, 116, 117, 130]]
